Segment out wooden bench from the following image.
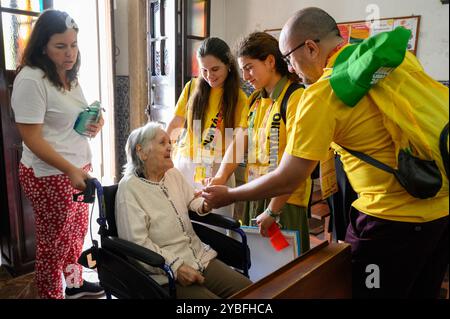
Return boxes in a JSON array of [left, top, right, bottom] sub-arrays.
[[231, 241, 352, 299]]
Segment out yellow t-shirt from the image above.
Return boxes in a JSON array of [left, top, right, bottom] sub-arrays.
[[247, 78, 312, 208], [286, 46, 449, 223], [174, 78, 248, 160]]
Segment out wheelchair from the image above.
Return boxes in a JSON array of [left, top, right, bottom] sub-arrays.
[[76, 178, 251, 299]]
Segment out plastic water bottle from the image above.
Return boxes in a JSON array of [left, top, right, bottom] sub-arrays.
[[74, 101, 102, 136]]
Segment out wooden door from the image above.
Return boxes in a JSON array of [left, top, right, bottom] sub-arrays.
[[0, 69, 35, 276], [0, 1, 51, 276]]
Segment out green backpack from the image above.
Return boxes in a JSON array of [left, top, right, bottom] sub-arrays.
[[329, 27, 449, 199]]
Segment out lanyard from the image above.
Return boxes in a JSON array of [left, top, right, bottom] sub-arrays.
[[248, 98, 261, 130], [201, 108, 223, 151], [248, 98, 276, 163], [326, 41, 346, 66], [258, 100, 275, 151]]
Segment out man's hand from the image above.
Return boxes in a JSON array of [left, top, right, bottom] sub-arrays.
[[202, 185, 234, 209], [176, 264, 205, 287]]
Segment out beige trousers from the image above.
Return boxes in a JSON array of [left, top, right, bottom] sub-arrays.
[[173, 259, 252, 299]]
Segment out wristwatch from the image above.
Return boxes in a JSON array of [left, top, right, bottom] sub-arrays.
[[264, 208, 281, 222]]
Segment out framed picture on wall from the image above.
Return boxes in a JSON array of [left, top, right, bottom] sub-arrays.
[[337, 15, 420, 54], [264, 15, 421, 55], [265, 28, 281, 40]]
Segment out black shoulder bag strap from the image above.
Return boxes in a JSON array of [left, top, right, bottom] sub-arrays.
[[338, 145, 396, 175], [280, 82, 304, 123], [248, 82, 304, 123], [439, 122, 449, 179]]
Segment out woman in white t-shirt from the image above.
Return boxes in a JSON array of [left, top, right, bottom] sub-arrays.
[[11, 10, 104, 299]]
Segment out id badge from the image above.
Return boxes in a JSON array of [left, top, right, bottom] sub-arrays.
[[194, 166, 207, 183], [258, 165, 269, 176], [195, 150, 214, 183], [201, 149, 215, 165], [247, 165, 267, 182], [247, 165, 258, 182], [319, 148, 339, 199]]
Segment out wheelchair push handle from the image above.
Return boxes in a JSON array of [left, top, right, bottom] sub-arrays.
[[73, 178, 103, 203]]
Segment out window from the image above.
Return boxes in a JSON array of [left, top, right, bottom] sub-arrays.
[[0, 0, 52, 70], [176, 0, 210, 97]]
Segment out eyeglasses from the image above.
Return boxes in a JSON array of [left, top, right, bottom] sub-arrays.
[[282, 39, 320, 66]]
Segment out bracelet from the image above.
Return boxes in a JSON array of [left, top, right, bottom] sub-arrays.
[[265, 208, 281, 221]]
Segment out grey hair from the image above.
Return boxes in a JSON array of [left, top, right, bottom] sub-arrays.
[[123, 122, 162, 177]]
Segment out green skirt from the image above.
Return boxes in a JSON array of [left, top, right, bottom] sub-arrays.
[[243, 199, 310, 254]]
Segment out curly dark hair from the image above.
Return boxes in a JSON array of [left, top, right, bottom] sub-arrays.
[[235, 31, 300, 83], [18, 9, 80, 91]]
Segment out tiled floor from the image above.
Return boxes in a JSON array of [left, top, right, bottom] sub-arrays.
[[1, 253, 448, 299], [0, 265, 101, 299], [0, 266, 38, 299]]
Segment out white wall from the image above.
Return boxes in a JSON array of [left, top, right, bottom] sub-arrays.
[[113, 0, 129, 76], [215, 0, 449, 81], [211, 0, 226, 40]]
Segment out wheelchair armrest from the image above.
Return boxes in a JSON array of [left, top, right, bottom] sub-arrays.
[[102, 236, 165, 268], [189, 210, 240, 230]]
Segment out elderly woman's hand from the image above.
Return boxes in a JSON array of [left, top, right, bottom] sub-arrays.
[[202, 175, 226, 187], [177, 264, 205, 287], [86, 114, 105, 138], [202, 200, 212, 213]]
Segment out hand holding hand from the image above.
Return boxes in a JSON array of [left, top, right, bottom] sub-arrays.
[[202, 185, 234, 209], [193, 189, 202, 198], [202, 175, 226, 187], [202, 200, 211, 213]]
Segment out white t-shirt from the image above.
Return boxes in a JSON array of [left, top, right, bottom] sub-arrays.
[[11, 66, 92, 177]]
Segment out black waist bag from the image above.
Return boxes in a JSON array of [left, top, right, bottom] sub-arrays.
[[339, 146, 442, 199]]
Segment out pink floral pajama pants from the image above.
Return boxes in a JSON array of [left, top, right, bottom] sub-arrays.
[[18, 163, 90, 299]]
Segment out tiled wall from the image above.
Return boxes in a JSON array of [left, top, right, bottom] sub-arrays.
[[115, 76, 130, 179]]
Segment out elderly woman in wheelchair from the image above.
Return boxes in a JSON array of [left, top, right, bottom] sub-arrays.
[[115, 122, 252, 299]]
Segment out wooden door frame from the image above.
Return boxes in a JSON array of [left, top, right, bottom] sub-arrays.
[[128, 0, 148, 130]]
